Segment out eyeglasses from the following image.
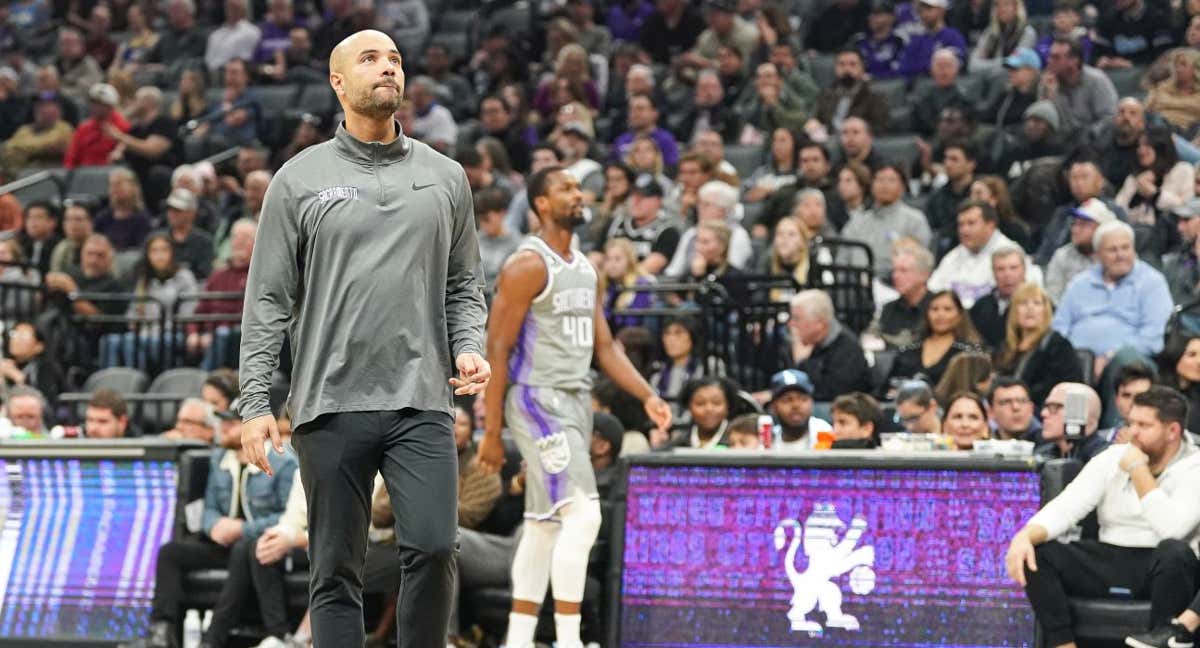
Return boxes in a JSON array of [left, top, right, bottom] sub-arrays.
[[893, 412, 924, 425], [1043, 402, 1064, 414], [995, 397, 1030, 407]]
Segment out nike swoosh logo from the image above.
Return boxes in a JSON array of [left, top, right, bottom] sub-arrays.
[[412, 182, 435, 191], [1168, 638, 1195, 648]]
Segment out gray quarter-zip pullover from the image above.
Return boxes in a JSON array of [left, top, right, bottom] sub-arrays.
[[239, 121, 487, 429]]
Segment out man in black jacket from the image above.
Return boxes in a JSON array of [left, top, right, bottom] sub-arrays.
[[786, 289, 872, 402], [970, 246, 1027, 351]]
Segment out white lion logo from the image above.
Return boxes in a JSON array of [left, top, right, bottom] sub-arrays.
[[773, 503, 876, 634]]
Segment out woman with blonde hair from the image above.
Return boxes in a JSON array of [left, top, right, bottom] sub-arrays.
[[600, 237, 657, 329], [1147, 48, 1200, 132], [92, 168, 151, 255], [533, 43, 600, 119], [625, 135, 673, 195], [969, 0, 1037, 74], [994, 282, 1082, 408], [169, 68, 208, 126], [755, 215, 808, 301], [107, 68, 138, 114]]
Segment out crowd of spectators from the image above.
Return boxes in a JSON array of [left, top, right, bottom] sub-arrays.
[[4, 0, 1200, 646]]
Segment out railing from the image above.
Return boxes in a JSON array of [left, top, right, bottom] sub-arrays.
[[0, 264, 49, 325], [608, 261, 874, 392], [72, 293, 173, 373], [168, 291, 245, 369], [0, 170, 65, 206]]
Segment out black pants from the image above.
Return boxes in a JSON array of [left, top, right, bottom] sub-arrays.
[[203, 536, 294, 645], [1024, 539, 1199, 645], [293, 409, 458, 648], [151, 537, 231, 624]]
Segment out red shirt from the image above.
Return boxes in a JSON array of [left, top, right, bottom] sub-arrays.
[[188, 264, 248, 334], [63, 111, 130, 169]]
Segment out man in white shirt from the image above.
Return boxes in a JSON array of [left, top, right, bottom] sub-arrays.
[[205, 0, 261, 75], [927, 200, 1041, 307], [766, 369, 832, 450], [1005, 386, 1200, 648]]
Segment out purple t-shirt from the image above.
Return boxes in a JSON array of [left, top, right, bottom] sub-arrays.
[[254, 20, 296, 63], [611, 127, 680, 168], [93, 209, 152, 252]]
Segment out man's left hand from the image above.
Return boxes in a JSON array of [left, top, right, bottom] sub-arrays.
[[1119, 444, 1149, 473], [451, 353, 491, 395], [644, 395, 672, 434], [255, 528, 291, 565]]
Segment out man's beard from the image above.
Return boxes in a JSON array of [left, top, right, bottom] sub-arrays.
[[560, 209, 586, 229], [780, 417, 809, 441], [1115, 124, 1140, 145], [353, 83, 402, 120]]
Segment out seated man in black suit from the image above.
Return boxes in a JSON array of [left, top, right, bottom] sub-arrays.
[[786, 289, 872, 401], [969, 245, 1028, 351]]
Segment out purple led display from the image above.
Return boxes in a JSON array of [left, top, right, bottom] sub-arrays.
[[0, 458, 178, 641], [620, 464, 1041, 647]]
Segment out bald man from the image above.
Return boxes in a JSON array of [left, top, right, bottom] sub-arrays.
[[239, 30, 490, 648], [1035, 382, 1110, 464]]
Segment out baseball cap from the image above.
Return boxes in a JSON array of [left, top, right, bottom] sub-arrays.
[[1174, 198, 1200, 219], [1023, 100, 1061, 132], [1072, 198, 1117, 225], [1002, 47, 1042, 71], [918, 0, 948, 7], [631, 173, 664, 198], [166, 188, 198, 212], [769, 369, 815, 402], [561, 121, 593, 141], [88, 83, 119, 108], [593, 412, 624, 457], [869, 0, 895, 13]]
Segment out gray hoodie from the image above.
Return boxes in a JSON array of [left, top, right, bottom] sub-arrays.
[[239, 121, 487, 428]]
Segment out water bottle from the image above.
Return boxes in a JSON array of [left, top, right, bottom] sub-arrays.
[[182, 609, 201, 648], [758, 415, 774, 450]]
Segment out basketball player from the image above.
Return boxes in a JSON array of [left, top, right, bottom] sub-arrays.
[[477, 166, 672, 648]]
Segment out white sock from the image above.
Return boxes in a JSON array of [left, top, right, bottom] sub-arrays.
[[505, 612, 538, 648], [554, 612, 583, 648]]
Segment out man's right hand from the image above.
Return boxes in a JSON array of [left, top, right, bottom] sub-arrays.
[[1005, 530, 1037, 586], [242, 415, 283, 476], [475, 433, 505, 475]]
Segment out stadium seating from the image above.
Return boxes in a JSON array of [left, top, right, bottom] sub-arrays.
[[83, 366, 150, 394]]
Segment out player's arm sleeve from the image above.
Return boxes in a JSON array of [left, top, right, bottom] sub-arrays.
[[445, 166, 488, 358], [238, 172, 301, 422]]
